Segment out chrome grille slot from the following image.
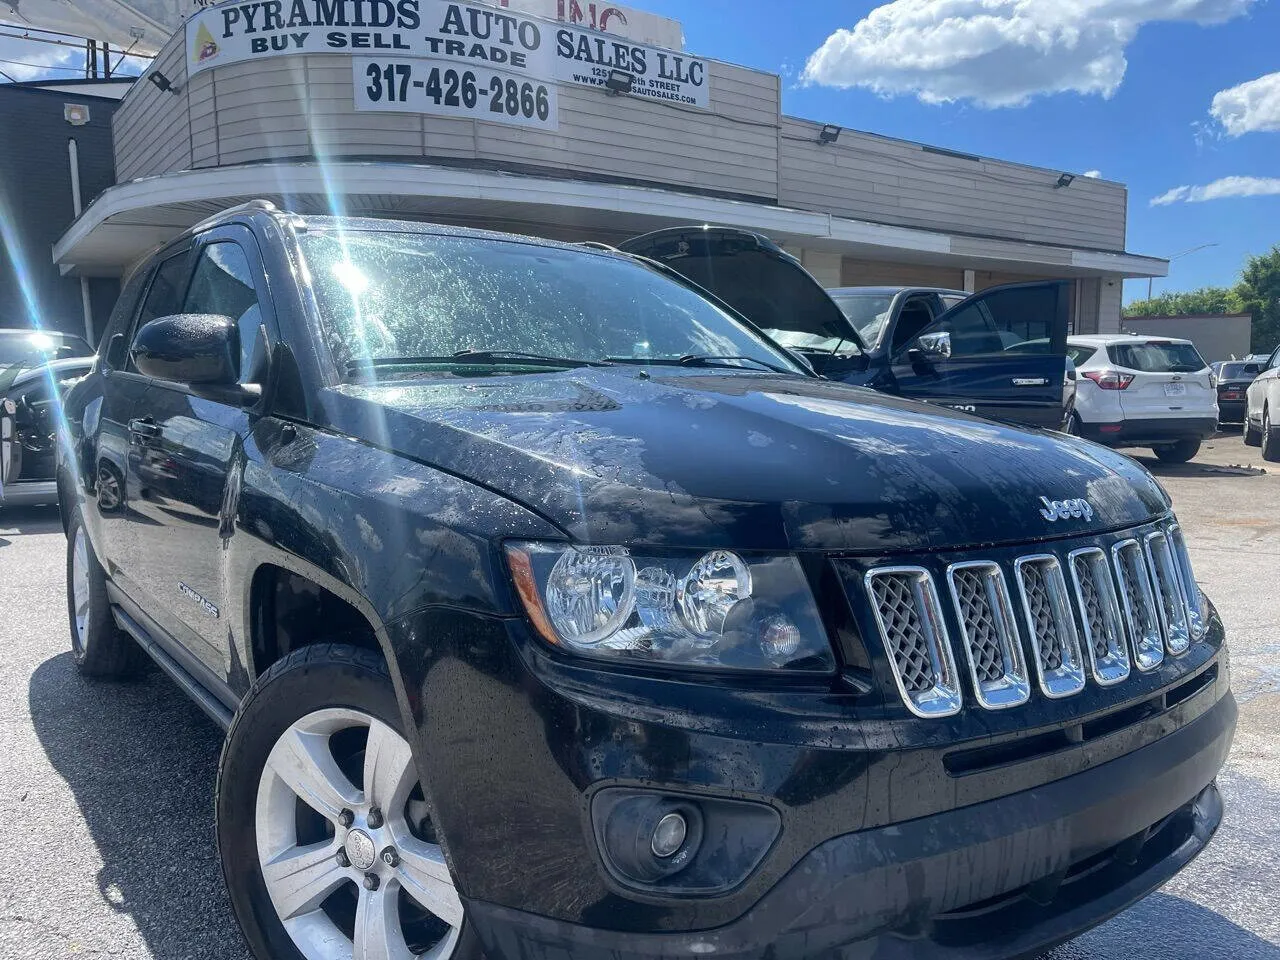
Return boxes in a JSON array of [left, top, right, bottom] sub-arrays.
[[1068, 548, 1130, 686], [1112, 540, 1164, 671], [1014, 556, 1086, 698], [1145, 532, 1191, 656], [864, 568, 962, 718], [1167, 524, 1208, 640], [946, 562, 1030, 709]]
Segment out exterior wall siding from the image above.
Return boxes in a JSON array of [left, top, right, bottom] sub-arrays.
[[112, 32, 1133, 260], [780, 118, 1127, 253], [114, 31, 780, 201], [0, 85, 121, 341]]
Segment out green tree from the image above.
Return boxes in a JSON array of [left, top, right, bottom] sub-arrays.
[[1235, 246, 1280, 353], [1123, 286, 1244, 318]]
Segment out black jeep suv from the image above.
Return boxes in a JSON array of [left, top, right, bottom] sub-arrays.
[[58, 202, 1234, 960]]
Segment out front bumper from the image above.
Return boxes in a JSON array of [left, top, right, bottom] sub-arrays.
[[465, 692, 1233, 960], [1077, 416, 1218, 447]]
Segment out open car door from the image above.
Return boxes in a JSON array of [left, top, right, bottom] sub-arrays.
[[616, 226, 864, 362], [887, 281, 1074, 430]]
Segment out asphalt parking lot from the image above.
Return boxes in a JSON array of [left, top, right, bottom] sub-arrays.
[[0, 433, 1278, 960]]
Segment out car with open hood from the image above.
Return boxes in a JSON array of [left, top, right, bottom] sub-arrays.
[[618, 226, 1077, 431], [57, 202, 1233, 960]]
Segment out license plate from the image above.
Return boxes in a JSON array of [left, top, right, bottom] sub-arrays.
[[1222, 392, 1242, 400], [1164, 383, 1187, 397]]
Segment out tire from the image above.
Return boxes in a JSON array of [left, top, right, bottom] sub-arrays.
[[65, 506, 144, 678], [1153, 439, 1201, 464], [1263, 407, 1280, 462], [217, 644, 483, 960], [1244, 418, 1262, 446]]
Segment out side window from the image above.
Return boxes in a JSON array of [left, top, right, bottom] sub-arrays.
[[182, 242, 261, 383], [890, 296, 937, 354], [910, 285, 1064, 359], [137, 253, 191, 330], [1269, 347, 1280, 371], [122, 252, 190, 371]]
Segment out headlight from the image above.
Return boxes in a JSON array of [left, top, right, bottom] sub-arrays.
[[506, 542, 835, 673]]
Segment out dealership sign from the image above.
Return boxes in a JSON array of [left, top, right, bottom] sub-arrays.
[[185, 0, 708, 130], [488, 0, 683, 50]]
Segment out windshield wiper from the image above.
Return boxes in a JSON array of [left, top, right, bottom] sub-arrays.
[[677, 354, 799, 375], [345, 350, 611, 374]]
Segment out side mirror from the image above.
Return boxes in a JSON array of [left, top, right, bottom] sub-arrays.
[[132, 314, 260, 403], [132, 314, 238, 384], [915, 331, 952, 360]]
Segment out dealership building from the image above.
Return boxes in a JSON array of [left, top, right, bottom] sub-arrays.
[[15, 1, 1169, 344]]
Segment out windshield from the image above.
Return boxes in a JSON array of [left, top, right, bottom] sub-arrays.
[[828, 293, 894, 349], [1108, 341, 1207, 373], [300, 231, 807, 378]]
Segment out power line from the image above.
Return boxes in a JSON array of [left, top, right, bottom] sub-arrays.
[[0, 55, 85, 73]]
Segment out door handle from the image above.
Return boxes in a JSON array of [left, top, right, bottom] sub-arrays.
[[1012, 378, 1050, 387], [129, 417, 160, 441]]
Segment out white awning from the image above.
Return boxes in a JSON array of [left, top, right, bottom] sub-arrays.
[[54, 161, 1170, 280]]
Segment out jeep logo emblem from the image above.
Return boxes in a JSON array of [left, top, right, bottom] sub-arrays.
[[1040, 497, 1094, 522]]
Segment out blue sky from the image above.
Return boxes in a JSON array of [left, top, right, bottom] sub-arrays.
[[634, 0, 1280, 303], [3, 0, 1277, 304]]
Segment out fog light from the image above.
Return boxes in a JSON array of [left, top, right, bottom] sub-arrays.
[[651, 812, 687, 859]]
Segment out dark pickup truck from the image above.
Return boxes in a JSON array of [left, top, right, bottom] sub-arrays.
[[619, 227, 1077, 430], [58, 201, 1232, 960]]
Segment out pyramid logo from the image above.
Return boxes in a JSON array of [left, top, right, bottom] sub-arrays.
[[194, 22, 220, 63]]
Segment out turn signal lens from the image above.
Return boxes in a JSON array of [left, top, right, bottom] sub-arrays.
[[1082, 370, 1135, 390]]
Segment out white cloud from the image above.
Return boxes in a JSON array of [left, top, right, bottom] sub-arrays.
[[802, 0, 1257, 108], [1150, 175, 1280, 205], [1210, 71, 1280, 136], [1084, 170, 1103, 178], [0, 35, 78, 81]]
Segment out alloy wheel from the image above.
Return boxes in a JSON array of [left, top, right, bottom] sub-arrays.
[[71, 527, 90, 653], [256, 708, 463, 960]]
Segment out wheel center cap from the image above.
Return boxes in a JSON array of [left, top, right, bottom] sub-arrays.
[[345, 829, 377, 871]]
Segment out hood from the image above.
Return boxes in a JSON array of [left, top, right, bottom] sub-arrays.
[[617, 227, 859, 347], [324, 369, 1169, 552]]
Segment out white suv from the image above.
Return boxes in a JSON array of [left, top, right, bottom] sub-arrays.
[[1244, 344, 1280, 459], [1067, 335, 1217, 463]]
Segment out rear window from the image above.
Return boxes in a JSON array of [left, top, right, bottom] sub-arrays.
[[1219, 361, 1260, 380], [1107, 341, 1206, 373], [1067, 345, 1097, 366]]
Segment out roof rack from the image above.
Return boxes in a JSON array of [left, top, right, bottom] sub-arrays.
[[189, 199, 286, 234]]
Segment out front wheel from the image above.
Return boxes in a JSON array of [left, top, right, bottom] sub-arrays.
[[65, 506, 144, 678], [1153, 439, 1201, 464], [217, 644, 483, 960], [1263, 407, 1280, 462]]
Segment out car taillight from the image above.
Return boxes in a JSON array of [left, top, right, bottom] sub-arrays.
[[1081, 370, 1135, 390]]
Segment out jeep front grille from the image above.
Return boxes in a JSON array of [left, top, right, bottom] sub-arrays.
[[864, 568, 962, 718], [858, 520, 1208, 716], [1068, 548, 1131, 686], [946, 562, 1030, 709], [1113, 540, 1165, 671], [1145, 532, 1191, 656], [1168, 525, 1208, 640], [1014, 556, 1087, 698]]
